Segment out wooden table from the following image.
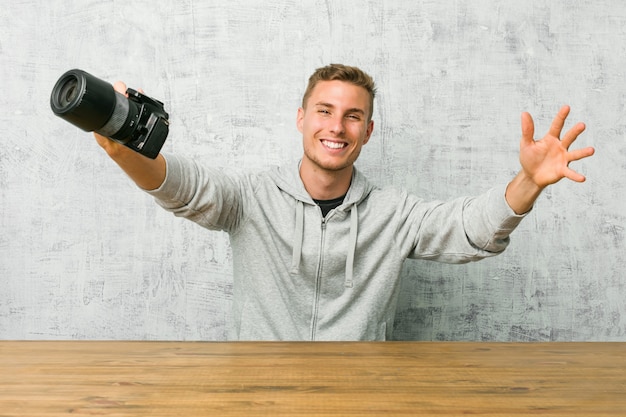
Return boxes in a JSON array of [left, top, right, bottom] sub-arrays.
[[0, 341, 624, 416]]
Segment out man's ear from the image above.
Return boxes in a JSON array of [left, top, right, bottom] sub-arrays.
[[363, 120, 374, 145], [296, 107, 305, 133]]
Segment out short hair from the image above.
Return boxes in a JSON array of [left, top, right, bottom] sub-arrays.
[[302, 64, 377, 121]]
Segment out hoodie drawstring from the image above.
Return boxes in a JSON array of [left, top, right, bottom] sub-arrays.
[[344, 204, 358, 288], [290, 200, 358, 289], [290, 200, 304, 274]]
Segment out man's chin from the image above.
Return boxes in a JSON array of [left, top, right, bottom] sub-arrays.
[[306, 159, 350, 173]]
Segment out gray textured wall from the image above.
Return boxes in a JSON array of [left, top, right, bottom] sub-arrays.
[[1, 1, 623, 341]]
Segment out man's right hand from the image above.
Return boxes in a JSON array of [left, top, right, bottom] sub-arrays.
[[93, 81, 167, 191]]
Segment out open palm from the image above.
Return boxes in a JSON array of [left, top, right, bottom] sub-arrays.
[[519, 105, 594, 189]]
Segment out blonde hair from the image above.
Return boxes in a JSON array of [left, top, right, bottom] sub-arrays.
[[302, 64, 376, 120]]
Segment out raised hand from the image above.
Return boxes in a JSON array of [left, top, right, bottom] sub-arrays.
[[505, 105, 595, 214], [519, 105, 595, 188]]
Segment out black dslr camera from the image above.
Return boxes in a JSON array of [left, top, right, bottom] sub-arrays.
[[50, 69, 170, 159]]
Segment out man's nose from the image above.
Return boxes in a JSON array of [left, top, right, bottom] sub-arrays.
[[329, 115, 345, 135]]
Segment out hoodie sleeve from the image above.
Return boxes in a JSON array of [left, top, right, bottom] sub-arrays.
[[144, 153, 244, 232], [462, 184, 527, 253], [402, 184, 527, 263]]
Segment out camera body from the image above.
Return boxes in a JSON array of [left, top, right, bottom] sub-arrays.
[[50, 69, 170, 159], [120, 88, 170, 159]]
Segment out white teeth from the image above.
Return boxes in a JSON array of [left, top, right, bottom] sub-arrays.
[[322, 140, 346, 149]]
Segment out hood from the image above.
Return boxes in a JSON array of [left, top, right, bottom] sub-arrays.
[[268, 159, 375, 205], [268, 160, 376, 288]]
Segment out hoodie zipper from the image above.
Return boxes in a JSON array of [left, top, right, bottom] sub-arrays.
[[309, 213, 328, 341]]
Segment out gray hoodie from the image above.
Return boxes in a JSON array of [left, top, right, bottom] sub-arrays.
[[148, 153, 526, 341]]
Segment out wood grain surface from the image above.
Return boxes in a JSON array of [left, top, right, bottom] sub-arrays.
[[0, 341, 624, 416]]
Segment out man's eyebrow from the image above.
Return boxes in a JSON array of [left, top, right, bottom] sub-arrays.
[[314, 102, 365, 114]]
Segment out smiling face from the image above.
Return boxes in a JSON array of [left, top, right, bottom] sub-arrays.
[[297, 80, 374, 178]]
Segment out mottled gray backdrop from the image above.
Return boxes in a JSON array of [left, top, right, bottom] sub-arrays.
[[1, 1, 624, 341]]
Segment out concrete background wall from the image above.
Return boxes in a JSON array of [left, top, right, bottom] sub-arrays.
[[1, 0, 624, 341]]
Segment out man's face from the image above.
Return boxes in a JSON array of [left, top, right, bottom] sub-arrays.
[[297, 80, 374, 175]]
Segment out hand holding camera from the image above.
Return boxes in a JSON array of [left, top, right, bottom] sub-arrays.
[[50, 69, 170, 159]]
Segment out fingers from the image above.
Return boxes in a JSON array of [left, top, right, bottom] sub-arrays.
[[548, 105, 571, 139], [560, 122, 586, 149], [527, 105, 587, 149], [567, 146, 595, 162], [113, 81, 128, 96], [520, 111, 535, 145], [564, 146, 594, 183], [563, 166, 587, 183], [550, 106, 593, 156], [113, 81, 145, 99]]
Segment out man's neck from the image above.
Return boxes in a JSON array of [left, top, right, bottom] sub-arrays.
[[299, 160, 353, 200]]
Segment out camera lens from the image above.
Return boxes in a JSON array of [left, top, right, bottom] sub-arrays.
[[50, 69, 138, 142], [57, 78, 79, 107]]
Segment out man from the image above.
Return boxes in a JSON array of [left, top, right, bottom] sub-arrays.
[[95, 64, 595, 340]]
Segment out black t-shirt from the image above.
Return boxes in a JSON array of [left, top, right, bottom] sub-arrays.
[[313, 195, 346, 217]]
